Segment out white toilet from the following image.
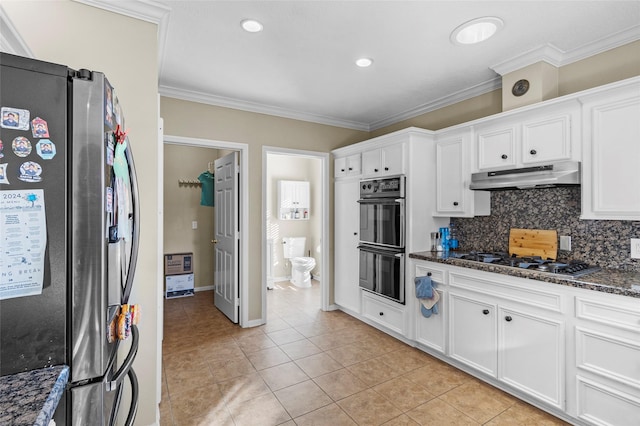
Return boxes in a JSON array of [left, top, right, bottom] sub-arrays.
[[282, 237, 316, 288]]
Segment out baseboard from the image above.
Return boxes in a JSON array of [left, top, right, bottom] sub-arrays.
[[194, 285, 214, 292]]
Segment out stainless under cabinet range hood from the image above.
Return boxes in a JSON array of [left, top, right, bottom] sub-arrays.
[[470, 161, 581, 191]]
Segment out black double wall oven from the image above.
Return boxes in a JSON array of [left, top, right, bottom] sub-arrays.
[[358, 175, 405, 304]]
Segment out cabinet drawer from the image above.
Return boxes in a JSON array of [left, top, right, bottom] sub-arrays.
[[414, 263, 446, 285], [362, 293, 404, 334], [576, 376, 640, 426], [575, 296, 640, 333], [576, 327, 640, 389]]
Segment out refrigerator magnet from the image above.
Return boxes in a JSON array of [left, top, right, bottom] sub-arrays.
[[0, 139, 4, 158], [106, 186, 113, 213], [0, 163, 9, 184], [1, 107, 30, 130], [18, 161, 42, 183], [31, 117, 50, 138], [36, 139, 56, 160], [104, 81, 114, 129], [12, 136, 32, 157]]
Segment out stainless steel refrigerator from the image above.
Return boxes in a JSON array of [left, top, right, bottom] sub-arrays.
[[0, 53, 139, 425]]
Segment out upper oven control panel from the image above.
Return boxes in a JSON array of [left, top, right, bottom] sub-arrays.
[[359, 175, 405, 198]]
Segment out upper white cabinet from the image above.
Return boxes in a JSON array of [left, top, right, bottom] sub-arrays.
[[334, 153, 361, 178], [579, 78, 640, 220], [362, 143, 404, 177], [435, 128, 490, 217], [277, 180, 309, 220], [474, 101, 579, 172]]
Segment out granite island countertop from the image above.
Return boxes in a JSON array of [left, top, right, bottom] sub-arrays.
[[410, 251, 640, 299], [0, 365, 69, 426]]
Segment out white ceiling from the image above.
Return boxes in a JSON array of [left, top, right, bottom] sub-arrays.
[[83, 1, 640, 131]]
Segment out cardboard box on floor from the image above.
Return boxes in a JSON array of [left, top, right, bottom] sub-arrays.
[[165, 273, 195, 298], [164, 253, 193, 275]]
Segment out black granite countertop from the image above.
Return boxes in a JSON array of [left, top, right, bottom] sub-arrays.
[[0, 365, 69, 426], [410, 251, 640, 299]]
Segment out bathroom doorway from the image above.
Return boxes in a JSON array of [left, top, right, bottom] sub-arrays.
[[262, 147, 330, 323]]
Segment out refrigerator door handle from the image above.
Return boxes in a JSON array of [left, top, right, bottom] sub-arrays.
[[122, 146, 140, 304], [123, 367, 139, 426], [107, 324, 139, 391]]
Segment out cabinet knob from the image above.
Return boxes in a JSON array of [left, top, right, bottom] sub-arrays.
[[379, 312, 384, 316], [374, 168, 379, 172], [427, 272, 432, 276], [341, 169, 345, 172], [384, 167, 389, 171], [530, 149, 537, 155], [453, 201, 459, 206], [348, 167, 353, 171], [505, 316, 513, 322], [482, 309, 490, 315], [353, 232, 358, 236], [501, 154, 508, 159]]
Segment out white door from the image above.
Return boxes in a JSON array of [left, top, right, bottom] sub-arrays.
[[214, 151, 239, 323]]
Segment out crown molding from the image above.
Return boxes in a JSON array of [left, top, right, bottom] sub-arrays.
[[491, 24, 640, 76], [0, 5, 33, 57], [369, 77, 503, 131], [159, 84, 371, 132], [72, 0, 171, 73]]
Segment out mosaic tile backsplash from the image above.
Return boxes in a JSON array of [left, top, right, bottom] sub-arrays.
[[450, 187, 640, 271]]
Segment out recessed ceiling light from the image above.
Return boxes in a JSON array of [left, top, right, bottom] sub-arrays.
[[356, 58, 373, 68], [450, 17, 503, 45], [241, 19, 263, 33]]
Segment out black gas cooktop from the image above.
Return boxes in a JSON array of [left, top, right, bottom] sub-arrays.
[[450, 251, 601, 278]]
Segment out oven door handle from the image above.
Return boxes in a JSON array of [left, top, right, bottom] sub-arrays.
[[357, 245, 404, 256], [357, 199, 404, 205]]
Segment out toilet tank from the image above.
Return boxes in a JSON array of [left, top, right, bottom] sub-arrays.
[[283, 237, 306, 258]]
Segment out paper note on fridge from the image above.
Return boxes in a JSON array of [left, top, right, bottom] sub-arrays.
[[0, 189, 47, 300]]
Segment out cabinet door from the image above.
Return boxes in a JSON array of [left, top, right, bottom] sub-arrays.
[[521, 113, 572, 164], [498, 307, 564, 409], [415, 265, 446, 353], [381, 144, 404, 175], [362, 149, 381, 176], [476, 124, 517, 170], [346, 154, 362, 176], [335, 157, 348, 178], [436, 137, 465, 214], [449, 292, 497, 376], [334, 179, 361, 313], [295, 181, 310, 209], [581, 88, 640, 220]]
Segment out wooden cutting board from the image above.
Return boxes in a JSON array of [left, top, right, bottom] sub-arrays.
[[509, 228, 558, 260]]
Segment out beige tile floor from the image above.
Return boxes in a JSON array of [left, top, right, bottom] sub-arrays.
[[160, 281, 568, 425]]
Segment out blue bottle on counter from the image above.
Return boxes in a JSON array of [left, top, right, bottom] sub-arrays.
[[439, 227, 450, 251], [449, 222, 459, 250]]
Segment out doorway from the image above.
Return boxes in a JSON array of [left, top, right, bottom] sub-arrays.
[[261, 147, 330, 323], [161, 135, 249, 324]]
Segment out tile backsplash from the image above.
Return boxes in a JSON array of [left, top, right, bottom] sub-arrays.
[[451, 187, 640, 271]]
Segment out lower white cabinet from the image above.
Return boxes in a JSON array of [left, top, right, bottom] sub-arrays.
[[361, 292, 405, 335], [447, 270, 566, 410], [414, 263, 447, 353], [571, 292, 640, 425]]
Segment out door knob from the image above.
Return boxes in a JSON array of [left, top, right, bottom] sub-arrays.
[[212, 239, 218, 244]]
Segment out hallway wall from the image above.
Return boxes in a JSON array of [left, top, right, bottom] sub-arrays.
[[164, 144, 219, 290]]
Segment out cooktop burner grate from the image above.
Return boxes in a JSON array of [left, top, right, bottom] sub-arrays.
[[451, 251, 601, 278]]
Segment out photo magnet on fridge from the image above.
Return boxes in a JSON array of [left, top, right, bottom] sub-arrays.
[[12, 136, 32, 157], [1, 107, 30, 130], [0, 163, 9, 184], [18, 161, 42, 183], [31, 117, 50, 138], [0, 139, 4, 158], [104, 80, 114, 129], [36, 139, 56, 160]]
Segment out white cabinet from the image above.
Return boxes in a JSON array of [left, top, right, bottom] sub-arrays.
[[435, 129, 489, 217], [278, 180, 309, 220], [334, 179, 361, 314], [448, 271, 565, 409], [474, 102, 578, 172], [414, 263, 447, 353], [580, 80, 640, 220], [362, 291, 405, 335], [334, 154, 361, 178], [362, 143, 404, 177], [570, 291, 640, 425]]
